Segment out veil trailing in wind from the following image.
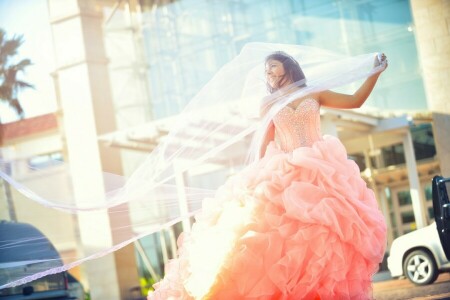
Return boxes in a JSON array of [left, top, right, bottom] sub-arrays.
[[0, 42, 386, 289]]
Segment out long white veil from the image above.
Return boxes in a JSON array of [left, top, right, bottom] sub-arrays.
[[0, 42, 385, 289]]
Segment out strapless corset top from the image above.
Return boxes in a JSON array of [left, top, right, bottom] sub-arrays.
[[272, 98, 322, 152]]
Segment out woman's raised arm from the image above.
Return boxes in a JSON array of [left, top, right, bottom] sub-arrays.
[[318, 54, 388, 109]]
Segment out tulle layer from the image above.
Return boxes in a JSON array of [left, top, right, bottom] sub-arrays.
[[148, 135, 387, 300]]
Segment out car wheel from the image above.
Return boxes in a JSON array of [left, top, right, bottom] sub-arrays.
[[403, 250, 438, 285]]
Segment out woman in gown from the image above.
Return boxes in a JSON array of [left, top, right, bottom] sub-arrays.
[[149, 51, 388, 300]]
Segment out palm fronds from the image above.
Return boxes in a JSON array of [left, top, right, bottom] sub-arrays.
[[0, 28, 34, 120]]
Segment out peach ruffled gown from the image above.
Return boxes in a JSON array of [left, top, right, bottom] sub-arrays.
[[148, 98, 387, 300]]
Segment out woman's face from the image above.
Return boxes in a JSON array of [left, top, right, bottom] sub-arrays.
[[265, 59, 287, 89]]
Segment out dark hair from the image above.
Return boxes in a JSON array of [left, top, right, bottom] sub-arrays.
[[265, 51, 306, 93]]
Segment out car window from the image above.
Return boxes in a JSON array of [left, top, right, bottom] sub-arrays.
[[0, 267, 66, 296]]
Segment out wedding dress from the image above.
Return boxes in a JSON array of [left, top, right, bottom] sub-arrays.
[[149, 98, 387, 300]]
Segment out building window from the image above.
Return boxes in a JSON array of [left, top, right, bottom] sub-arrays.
[[28, 152, 63, 170], [348, 153, 366, 171], [411, 123, 436, 160], [397, 190, 412, 206], [372, 123, 436, 169], [425, 184, 432, 202], [381, 144, 405, 168], [401, 210, 415, 224], [428, 207, 434, 220]]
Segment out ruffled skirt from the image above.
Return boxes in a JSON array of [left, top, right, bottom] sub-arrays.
[[148, 135, 387, 300]]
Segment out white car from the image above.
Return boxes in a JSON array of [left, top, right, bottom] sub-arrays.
[[387, 222, 450, 285]]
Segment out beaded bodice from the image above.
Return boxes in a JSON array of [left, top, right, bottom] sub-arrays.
[[272, 98, 322, 152]]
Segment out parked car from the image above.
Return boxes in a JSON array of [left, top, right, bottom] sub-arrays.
[[388, 222, 450, 285], [0, 221, 84, 299], [388, 175, 450, 286]]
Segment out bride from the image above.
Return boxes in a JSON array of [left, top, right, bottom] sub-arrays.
[[148, 50, 388, 299]]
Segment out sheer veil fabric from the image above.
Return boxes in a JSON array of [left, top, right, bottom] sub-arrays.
[[0, 43, 386, 289]]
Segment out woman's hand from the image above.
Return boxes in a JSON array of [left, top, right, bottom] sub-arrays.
[[374, 53, 388, 72]]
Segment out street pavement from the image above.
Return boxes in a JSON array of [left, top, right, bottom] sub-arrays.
[[373, 273, 450, 300]]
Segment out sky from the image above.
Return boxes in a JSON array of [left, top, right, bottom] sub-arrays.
[[0, 0, 57, 123]]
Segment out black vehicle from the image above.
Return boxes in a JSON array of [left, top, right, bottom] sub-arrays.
[[432, 175, 450, 261], [0, 221, 84, 300]]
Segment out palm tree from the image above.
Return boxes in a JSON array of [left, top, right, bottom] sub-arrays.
[[0, 28, 34, 122], [0, 28, 34, 221]]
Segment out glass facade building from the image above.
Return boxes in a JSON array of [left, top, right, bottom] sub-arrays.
[[136, 0, 425, 120]]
